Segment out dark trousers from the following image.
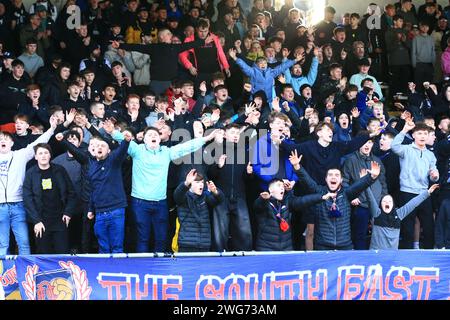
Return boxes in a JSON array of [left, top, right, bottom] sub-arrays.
[[35, 229, 69, 254], [399, 191, 434, 249], [390, 65, 412, 95], [212, 197, 252, 252], [80, 201, 96, 253], [131, 197, 168, 253], [352, 206, 371, 250], [414, 63, 434, 92]]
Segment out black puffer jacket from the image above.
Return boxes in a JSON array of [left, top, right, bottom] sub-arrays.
[[174, 183, 224, 251], [254, 193, 324, 251], [295, 167, 376, 249]]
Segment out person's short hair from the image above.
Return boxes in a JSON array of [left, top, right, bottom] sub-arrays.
[[352, 41, 364, 50], [0, 131, 13, 141], [224, 123, 241, 131], [111, 61, 123, 68], [385, 4, 395, 11], [156, 95, 168, 104], [329, 63, 342, 71], [211, 72, 225, 83], [381, 132, 395, 139], [76, 108, 88, 117], [439, 115, 450, 123], [419, 20, 430, 28], [126, 93, 141, 102], [412, 122, 433, 133], [197, 18, 210, 29], [64, 130, 81, 141], [315, 121, 334, 134], [26, 84, 40, 92], [103, 83, 116, 91], [367, 118, 381, 126], [14, 114, 29, 123], [268, 36, 283, 45], [25, 38, 38, 45], [181, 80, 194, 88], [144, 126, 160, 136], [268, 111, 289, 124], [325, 6, 336, 14], [401, 0, 412, 4], [33, 143, 52, 156], [12, 59, 24, 68], [333, 27, 345, 35], [67, 80, 79, 88], [350, 13, 360, 19], [326, 167, 341, 175], [361, 77, 374, 87], [48, 105, 63, 115], [90, 102, 103, 111], [393, 14, 404, 22], [288, 7, 300, 15], [81, 67, 94, 75], [213, 84, 228, 94], [142, 90, 156, 97], [281, 83, 294, 93], [268, 178, 284, 189], [346, 84, 359, 93], [194, 172, 204, 182], [255, 56, 268, 64]]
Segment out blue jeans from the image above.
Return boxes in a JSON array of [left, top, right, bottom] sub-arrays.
[[94, 208, 125, 253], [352, 206, 371, 250], [131, 197, 168, 253], [0, 202, 30, 255]]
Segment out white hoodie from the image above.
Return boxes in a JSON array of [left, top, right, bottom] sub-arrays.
[[0, 128, 54, 203]]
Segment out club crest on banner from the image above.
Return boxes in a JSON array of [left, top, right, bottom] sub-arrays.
[[22, 261, 92, 300]]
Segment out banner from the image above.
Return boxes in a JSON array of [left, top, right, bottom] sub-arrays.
[[9, 250, 450, 300], [0, 259, 20, 300]]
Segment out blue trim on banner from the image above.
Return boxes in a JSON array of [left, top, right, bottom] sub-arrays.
[[2, 250, 450, 300]]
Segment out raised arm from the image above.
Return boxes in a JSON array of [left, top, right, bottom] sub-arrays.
[[59, 139, 89, 165], [366, 186, 382, 218], [169, 130, 218, 161], [345, 161, 380, 201], [111, 129, 139, 158], [397, 187, 436, 220], [119, 43, 153, 55], [289, 193, 324, 210]]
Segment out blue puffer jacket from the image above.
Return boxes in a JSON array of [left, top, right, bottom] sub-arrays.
[[235, 57, 296, 102]]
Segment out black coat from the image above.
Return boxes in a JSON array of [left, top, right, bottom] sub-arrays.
[[253, 193, 324, 251], [174, 183, 224, 250], [23, 164, 78, 230]]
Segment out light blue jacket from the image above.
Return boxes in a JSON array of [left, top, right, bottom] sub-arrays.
[[391, 131, 438, 194], [112, 131, 206, 201], [283, 57, 319, 95], [235, 57, 296, 102], [349, 73, 384, 100]]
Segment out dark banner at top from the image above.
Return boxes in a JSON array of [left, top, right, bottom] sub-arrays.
[[7, 250, 450, 300]]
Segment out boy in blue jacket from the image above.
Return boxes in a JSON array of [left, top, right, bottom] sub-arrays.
[[228, 47, 303, 102]]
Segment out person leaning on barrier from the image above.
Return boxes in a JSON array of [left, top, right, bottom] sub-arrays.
[[174, 169, 224, 252], [289, 149, 381, 251], [253, 178, 336, 251]]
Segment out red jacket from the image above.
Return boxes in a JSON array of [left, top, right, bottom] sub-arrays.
[[179, 33, 230, 72]]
